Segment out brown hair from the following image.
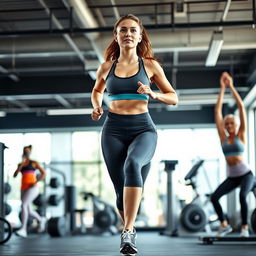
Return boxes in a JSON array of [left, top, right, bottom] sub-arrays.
[[23, 145, 32, 152], [104, 14, 155, 61]]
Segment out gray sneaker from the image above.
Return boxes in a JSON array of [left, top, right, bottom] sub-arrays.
[[216, 225, 233, 237], [120, 229, 137, 255]]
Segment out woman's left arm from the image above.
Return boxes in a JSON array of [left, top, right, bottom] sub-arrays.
[[137, 60, 178, 105], [34, 161, 46, 181], [224, 72, 246, 141]]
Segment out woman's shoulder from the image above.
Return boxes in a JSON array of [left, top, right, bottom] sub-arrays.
[[142, 57, 159, 65], [142, 58, 162, 70], [30, 160, 38, 165], [100, 60, 115, 70], [98, 60, 115, 76]]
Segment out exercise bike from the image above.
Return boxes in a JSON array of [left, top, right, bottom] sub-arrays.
[[179, 159, 217, 234], [79, 192, 119, 235], [0, 216, 12, 244], [0, 143, 12, 244]]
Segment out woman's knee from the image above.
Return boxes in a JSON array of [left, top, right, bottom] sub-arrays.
[[21, 203, 29, 211], [124, 157, 143, 186], [210, 193, 219, 203], [239, 192, 248, 203], [125, 157, 140, 173]]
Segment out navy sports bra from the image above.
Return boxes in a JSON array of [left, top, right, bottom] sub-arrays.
[[105, 57, 151, 101], [21, 161, 36, 174], [222, 136, 245, 157]]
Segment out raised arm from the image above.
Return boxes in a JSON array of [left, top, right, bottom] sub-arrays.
[[91, 62, 109, 121], [223, 72, 246, 142], [215, 73, 226, 143], [138, 59, 178, 105]]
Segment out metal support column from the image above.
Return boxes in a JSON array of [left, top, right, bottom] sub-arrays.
[[160, 160, 179, 236]]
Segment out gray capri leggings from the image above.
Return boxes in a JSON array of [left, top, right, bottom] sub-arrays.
[[101, 112, 158, 211]]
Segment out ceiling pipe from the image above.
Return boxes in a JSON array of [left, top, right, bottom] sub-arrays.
[[0, 66, 19, 82], [38, 0, 88, 72], [67, 0, 104, 63], [110, 0, 120, 20]]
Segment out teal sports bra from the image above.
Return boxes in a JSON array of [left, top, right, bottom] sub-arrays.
[[222, 136, 245, 157], [105, 57, 151, 101]]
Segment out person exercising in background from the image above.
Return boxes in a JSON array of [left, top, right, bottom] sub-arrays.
[[13, 145, 46, 238], [211, 72, 254, 237], [91, 14, 178, 255]]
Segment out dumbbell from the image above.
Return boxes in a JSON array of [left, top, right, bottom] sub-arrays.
[[4, 183, 11, 194], [49, 178, 60, 188], [4, 202, 12, 216], [48, 194, 64, 206], [33, 194, 47, 207]]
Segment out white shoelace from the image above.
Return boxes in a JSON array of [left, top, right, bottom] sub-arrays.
[[121, 230, 134, 242]]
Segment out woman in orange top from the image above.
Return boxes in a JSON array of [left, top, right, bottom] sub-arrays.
[[13, 145, 46, 238]]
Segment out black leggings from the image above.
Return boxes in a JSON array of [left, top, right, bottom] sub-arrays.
[[101, 112, 157, 211], [211, 171, 254, 225]]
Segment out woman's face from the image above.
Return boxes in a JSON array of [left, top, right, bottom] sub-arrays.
[[115, 19, 142, 50], [224, 117, 237, 134], [23, 147, 31, 158]]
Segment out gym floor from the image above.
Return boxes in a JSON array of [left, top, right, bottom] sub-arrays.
[[1, 232, 256, 256]]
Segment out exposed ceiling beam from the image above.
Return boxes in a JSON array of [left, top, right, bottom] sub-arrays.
[[0, 65, 19, 82], [5, 96, 30, 111], [110, 0, 120, 20], [54, 95, 72, 108], [94, 8, 107, 27], [38, 0, 88, 74], [0, 93, 91, 101], [67, 0, 104, 63], [0, 21, 253, 37], [218, 0, 232, 31]]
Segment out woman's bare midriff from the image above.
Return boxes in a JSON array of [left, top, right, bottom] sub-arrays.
[[109, 99, 149, 115], [226, 155, 244, 166]]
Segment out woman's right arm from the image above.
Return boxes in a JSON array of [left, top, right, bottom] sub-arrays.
[[91, 63, 108, 121], [215, 73, 226, 143], [13, 163, 23, 177]]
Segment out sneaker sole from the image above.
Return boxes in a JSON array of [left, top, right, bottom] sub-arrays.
[[120, 243, 137, 255], [15, 232, 27, 238], [218, 228, 233, 237]]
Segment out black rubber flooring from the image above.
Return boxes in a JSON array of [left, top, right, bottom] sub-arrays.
[[1, 232, 256, 256]]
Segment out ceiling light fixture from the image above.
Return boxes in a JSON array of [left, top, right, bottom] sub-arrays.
[[46, 108, 93, 116], [205, 31, 224, 67]]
